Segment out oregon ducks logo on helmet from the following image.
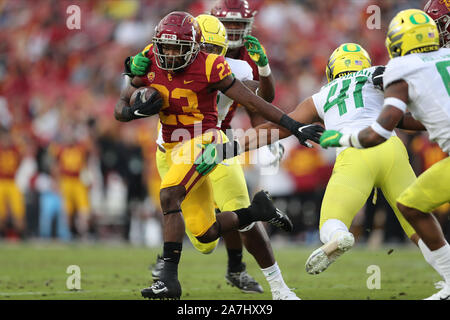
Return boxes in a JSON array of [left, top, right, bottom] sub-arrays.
[[385, 9, 440, 58], [196, 14, 229, 56], [325, 43, 372, 82]]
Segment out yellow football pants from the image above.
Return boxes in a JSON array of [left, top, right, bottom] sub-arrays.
[[320, 136, 417, 238], [158, 130, 228, 253], [156, 130, 250, 253], [0, 179, 25, 222], [60, 177, 90, 217], [397, 156, 450, 213]]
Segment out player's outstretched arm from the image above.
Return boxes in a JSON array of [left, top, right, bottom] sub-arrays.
[[210, 75, 324, 147], [240, 80, 266, 127], [241, 96, 322, 152], [357, 80, 409, 147]]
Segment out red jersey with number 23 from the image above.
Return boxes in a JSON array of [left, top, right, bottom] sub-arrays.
[[140, 45, 232, 143]]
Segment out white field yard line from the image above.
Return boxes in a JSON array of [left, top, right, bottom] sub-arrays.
[[0, 289, 136, 296], [0, 287, 208, 297]]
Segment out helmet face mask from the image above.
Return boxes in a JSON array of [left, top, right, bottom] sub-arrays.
[[434, 12, 450, 47], [424, 0, 450, 48], [211, 0, 255, 49], [325, 43, 372, 82], [219, 19, 253, 48], [385, 9, 440, 58], [152, 11, 203, 72], [153, 39, 200, 71]]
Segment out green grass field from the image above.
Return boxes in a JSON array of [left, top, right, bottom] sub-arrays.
[[0, 241, 442, 300]]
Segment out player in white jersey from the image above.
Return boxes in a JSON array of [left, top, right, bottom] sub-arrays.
[[214, 41, 446, 284], [319, 9, 450, 300], [152, 14, 299, 300]]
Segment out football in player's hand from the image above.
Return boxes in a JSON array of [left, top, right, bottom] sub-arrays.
[[130, 87, 159, 106]]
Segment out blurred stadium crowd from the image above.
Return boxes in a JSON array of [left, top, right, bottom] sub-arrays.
[[1, 0, 448, 246]]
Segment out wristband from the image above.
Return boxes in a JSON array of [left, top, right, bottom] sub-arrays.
[[338, 133, 351, 147], [339, 132, 363, 148], [258, 64, 271, 77], [370, 122, 392, 140], [350, 132, 363, 148], [384, 97, 407, 113]]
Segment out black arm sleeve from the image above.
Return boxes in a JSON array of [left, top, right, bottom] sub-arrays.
[[123, 56, 133, 77], [371, 65, 386, 91]]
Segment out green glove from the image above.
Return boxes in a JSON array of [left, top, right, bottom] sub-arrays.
[[243, 35, 268, 67], [319, 130, 343, 149], [194, 141, 241, 175], [130, 50, 151, 76], [194, 143, 221, 175]]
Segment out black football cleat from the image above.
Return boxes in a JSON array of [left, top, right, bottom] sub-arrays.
[[250, 190, 293, 232], [149, 254, 164, 281], [141, 278, 182, 300], [225, 263, 263, 294]]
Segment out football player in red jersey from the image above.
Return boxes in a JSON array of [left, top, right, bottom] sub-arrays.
[[127, 12, 290, 295], [115, 11, 323, 299], [146, 15, 293, 297], [209, 0, 281, 293], [424, 0, 450, 48], [0, 127, 26, 238], [211, 0, 275, 130]]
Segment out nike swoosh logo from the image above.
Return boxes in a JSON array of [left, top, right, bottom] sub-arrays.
[[184, 80, 194, 84], [134, 110, 149, 117], [321, 133, 339, 144], [440, 295, 450, 300], [298, 124, 314, 133], [152, 286, 168, 294]]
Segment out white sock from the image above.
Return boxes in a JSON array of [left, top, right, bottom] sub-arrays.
[[320, 219, 349, 244], [261, 262, 288, 291], [418, 239, 443, 278], [429, 242, 450, 284]]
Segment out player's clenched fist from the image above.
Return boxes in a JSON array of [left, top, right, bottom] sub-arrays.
[[279, 115, 324, 148], [122, 89, 163, 121], [130, 50, 151, 76], [319, 130, 344, 148], [194, 141, 241, 175]]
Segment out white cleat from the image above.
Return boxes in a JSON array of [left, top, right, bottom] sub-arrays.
[[424, 282, 450, 300], [272, 288, 301, 300], [305, 231, 355, 275]]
